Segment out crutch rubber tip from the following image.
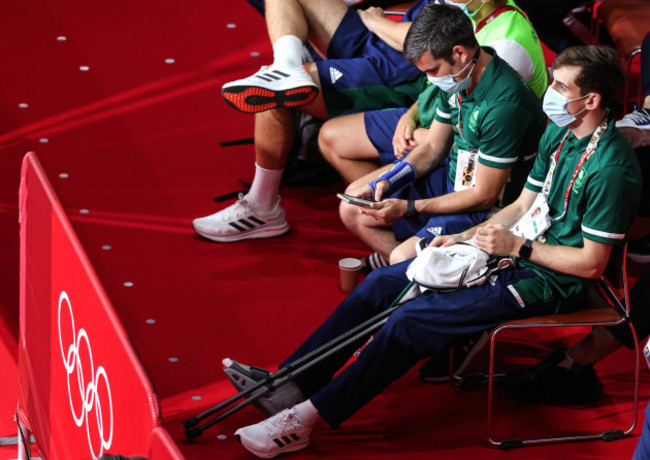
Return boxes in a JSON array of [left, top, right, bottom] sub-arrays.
[[184, 426, 203, 442], [182, 416, 199, 430]]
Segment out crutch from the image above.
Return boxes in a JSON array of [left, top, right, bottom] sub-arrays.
[[182, 280, 417, 441]]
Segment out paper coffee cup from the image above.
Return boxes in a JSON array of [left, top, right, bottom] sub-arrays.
[[339, 258, 362, 292]]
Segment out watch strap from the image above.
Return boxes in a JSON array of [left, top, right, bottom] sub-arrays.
[[519, 238, 533, 260], [405, 199, 419, 220]]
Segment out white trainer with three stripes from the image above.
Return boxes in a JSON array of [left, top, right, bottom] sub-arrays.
[[221, 65, 318, 113], [235, 407, 311, 458], [192, 194, 289, 242]]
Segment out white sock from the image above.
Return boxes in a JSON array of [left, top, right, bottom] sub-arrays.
[[294, 400, 320, 428], [272, 35, 304, 69], [246, 163, 284, 210]]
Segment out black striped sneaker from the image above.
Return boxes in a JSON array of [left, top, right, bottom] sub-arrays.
[[192, 194, 289, 242], [235, 407, 311, 458], [222, 65, 319, 113]]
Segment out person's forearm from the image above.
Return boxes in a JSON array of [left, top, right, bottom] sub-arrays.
[[368, 19, 411, 52], [518, 240, 610, 279], [404, 147, 445, 179], [453, 195, 532, 242], [468, 194, 612, 279], [415, 187, 501, 216], [404, 120, 454, 178]]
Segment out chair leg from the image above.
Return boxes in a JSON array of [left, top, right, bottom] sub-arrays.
[[17, 420, 31, 460], [486, 321, 639, 448], [486, 326, 501, 448], [626, 321, 640, 436]]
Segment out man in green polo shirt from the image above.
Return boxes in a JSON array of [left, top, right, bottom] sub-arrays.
[[229, 45, 640, 459], [321, 0, 548, 185], [339, 3, 546, 265]]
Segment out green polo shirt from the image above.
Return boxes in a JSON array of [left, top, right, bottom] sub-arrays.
[[418, 1, 547, 128], [433, 48, 546, 207], [510, 115, 642, 308]]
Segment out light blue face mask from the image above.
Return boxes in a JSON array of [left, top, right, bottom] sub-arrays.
[[426, 57, 476, 93], [449, 0, 485, 19], [543, 86, 590, 127]]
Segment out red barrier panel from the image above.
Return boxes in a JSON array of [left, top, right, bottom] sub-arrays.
[[17, 152, 183, 459], [148, 427, 184, 460]]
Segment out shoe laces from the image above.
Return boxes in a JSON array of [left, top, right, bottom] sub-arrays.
[[221, 193, 253, 220], [261, 408, 303, 436]]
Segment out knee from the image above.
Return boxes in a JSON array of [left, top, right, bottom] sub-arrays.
[[380, 308, 419, 347], [318, 122, 339, 163], [344, 175, 368, 194], [389, 245, 410, 265], [339, 201, 358, 230], [389, 237, 419, 265], [318, 123, 341, 169]]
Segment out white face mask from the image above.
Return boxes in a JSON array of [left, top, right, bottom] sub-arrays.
[[542, 86, 590, 127], [427, 58, 476, 93]]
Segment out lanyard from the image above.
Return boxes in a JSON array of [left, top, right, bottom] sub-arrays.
[[456, 93, 467, 144], [474, 5, 520, 34], [542, 117, 608, 221], [454, 46, 481, 146]]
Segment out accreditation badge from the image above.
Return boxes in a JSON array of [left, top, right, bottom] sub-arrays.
[[510, 193, 551, 241], [455, 148, 478, 191]]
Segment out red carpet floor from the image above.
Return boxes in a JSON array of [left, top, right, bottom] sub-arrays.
[[0, 1, 648, 458]]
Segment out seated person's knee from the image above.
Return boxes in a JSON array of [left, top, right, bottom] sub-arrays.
[[318, 122, 338, 162], [389, 244, 411, 265], [339, 200, 356, 226]]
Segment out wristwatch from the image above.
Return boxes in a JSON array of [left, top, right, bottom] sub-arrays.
[[405, 199, 419, 220], [519, 238, 533, 260]]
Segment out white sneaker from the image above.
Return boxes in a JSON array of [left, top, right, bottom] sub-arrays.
[[235, 407, 311, 459], [222, 65, 319, 113], [616, 108, 650, 148], [192, 194, 289, 242]]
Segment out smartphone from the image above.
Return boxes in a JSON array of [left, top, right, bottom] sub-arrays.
[[337, 193, 374, 208]]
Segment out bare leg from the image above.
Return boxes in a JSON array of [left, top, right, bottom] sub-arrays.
[[338, 163, 396, 257], [254, 109, 296, 170], [265, 0, 348, 53], [566, 327, 624, 365], [319, 113, 383, 183], [339, 201, 400, 260], [390, 236, 420, 264], [254, 63, 328, 171]]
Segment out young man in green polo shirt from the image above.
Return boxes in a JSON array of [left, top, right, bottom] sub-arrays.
[[338, 3, 546, 265], [225, 44, 641, 460]]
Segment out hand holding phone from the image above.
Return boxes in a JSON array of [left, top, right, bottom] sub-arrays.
[[337, 193, 373, 208]]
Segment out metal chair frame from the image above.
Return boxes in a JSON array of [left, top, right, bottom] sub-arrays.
[[485, 244, 640, 450]]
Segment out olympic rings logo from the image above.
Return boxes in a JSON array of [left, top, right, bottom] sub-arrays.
[[58, 291, 114, 459]]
